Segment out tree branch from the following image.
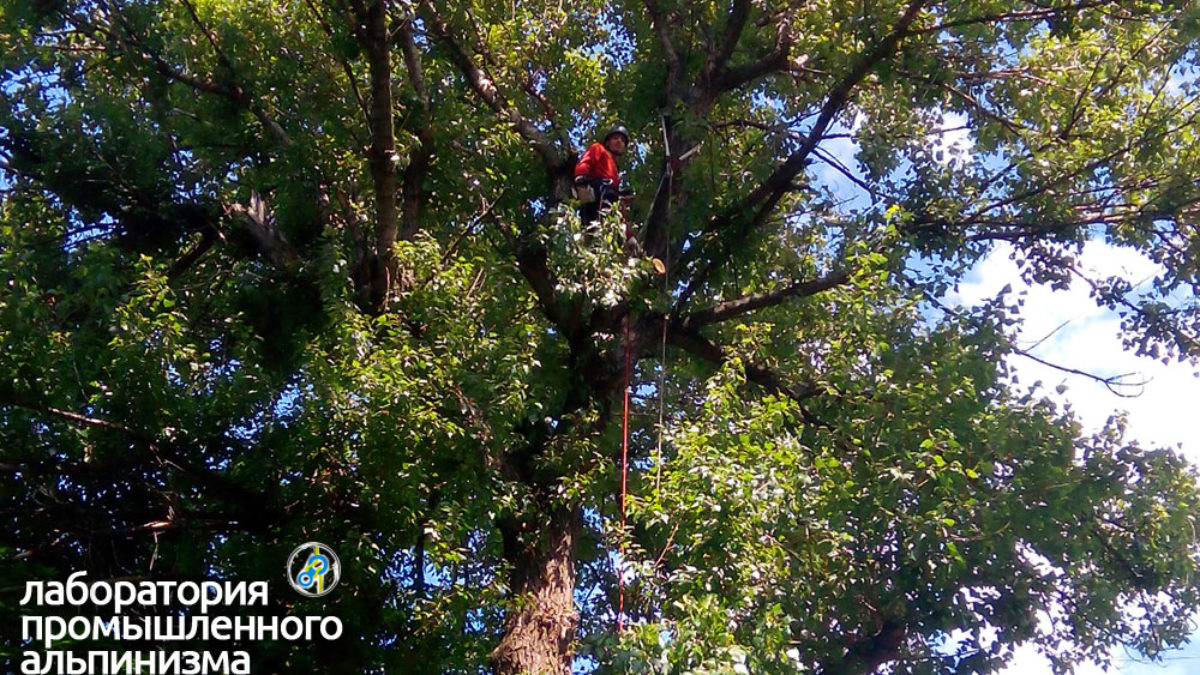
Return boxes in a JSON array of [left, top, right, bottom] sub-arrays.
[[0, 387, 282, 527], [676, 0, 927, 311], [812, 146, 883, 200], [717, 17, 793, 93], [166, 227, 218, 282], [1016, 349, 1148, 398], [178, 0, 236, 76], [398, 19, 434, 242], [910, 0, 1123, 36], [639, 5, 795, 262], [175, 0, 293, 147], [910, 275, 1155, 397], [667, 325, 818, 403], [223, 192, 297, 266], [963, 103, 1200, 223], [350, 0, 400, 286], [490, 212, 571, 336], [302, 0, 371, 132], [96, 0, 292, 148], [817, 617, 907, 675], [682, 269, 851, 327], [900, 71, 1027, 136], [702, 0, 751, 88], [420, 2, 567, 181], [1068, 265, 1200, 355], [642, 0, 682, 101]]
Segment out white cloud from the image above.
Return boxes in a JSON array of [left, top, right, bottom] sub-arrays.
[[929, 110, 974, 164], [1004, 644, 1109, 675], [951, 240, 1197, 461]]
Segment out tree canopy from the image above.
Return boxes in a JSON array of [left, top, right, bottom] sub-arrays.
[[2, 0, 1200, 673]]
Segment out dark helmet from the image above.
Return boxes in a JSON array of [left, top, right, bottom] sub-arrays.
[[604, 124, 630, 145]]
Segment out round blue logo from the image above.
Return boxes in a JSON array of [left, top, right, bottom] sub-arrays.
[[286, 542, 341, 597]]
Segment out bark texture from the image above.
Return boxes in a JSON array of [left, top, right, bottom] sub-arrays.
[[492, 505, 579, 675]]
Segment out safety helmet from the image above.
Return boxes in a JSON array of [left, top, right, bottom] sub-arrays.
[[604, 124, 630, 145]]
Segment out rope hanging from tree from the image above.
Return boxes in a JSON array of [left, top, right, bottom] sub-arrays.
[[617, 116, 679, 633]]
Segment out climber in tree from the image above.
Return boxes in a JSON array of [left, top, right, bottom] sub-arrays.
[[574, 124, 629, 230]]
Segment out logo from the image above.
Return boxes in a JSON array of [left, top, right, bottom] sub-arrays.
[[286, 542, 340, 597]]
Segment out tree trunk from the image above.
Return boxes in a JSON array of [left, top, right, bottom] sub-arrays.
[[492, 504, 579, 675], [353, 0, 398, 312]]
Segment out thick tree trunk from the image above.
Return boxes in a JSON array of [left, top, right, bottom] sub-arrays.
[[492, 504, 579, 675]]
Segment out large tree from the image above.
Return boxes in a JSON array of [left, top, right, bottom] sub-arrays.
[[3, 0, 1200, 673]]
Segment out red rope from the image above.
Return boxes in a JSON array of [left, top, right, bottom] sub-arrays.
[[618, 314, 632, 632]]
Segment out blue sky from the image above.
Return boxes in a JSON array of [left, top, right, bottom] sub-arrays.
[[1121, 638, 1200, 675]]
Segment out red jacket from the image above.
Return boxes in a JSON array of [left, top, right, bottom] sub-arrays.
[[574, 142, 620, 191]]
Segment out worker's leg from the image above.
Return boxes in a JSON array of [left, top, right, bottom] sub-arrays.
[[579, 201, 602, 241]]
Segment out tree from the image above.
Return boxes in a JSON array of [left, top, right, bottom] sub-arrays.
[[2, 0, 1199, 673]]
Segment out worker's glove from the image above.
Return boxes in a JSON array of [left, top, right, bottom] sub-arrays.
[[573, 177, 597, 204]]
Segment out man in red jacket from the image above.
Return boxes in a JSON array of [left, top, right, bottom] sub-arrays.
[[574, 124, 629, 228]]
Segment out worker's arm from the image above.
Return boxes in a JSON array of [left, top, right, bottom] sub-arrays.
[[574, 143, 604, 181]]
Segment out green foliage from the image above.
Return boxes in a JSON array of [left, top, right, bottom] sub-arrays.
[[1, 1, 1199, 673]]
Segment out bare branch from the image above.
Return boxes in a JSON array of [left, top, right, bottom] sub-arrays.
[[911, 0, 1123, 36], [811, 146, 882, 200], [1015, 350, 1148, 398], [682, 269, 851, 327], [223, 192, 297, 265], [910, 275, 1154, 397]]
